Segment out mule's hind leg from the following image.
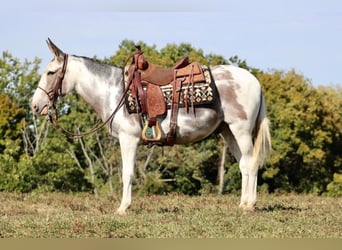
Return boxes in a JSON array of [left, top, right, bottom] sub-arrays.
[[226, 123, 258, 211], [237, 136, 258, 211]]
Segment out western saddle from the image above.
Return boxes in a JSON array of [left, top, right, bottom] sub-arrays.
[[127, 46, 206, 145]]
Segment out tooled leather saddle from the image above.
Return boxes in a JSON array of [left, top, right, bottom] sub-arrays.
[[126, 46, 214, 146]]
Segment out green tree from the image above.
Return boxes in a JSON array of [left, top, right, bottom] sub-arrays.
[[0, 52, 92, 192], [258, 70, 341, 194], [0, 92, 26, 191], [0, 51, 41, 111]]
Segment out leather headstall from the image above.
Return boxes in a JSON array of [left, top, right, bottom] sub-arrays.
[[39, 54, 68, 105]]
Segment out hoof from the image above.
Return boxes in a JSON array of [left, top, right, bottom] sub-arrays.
[[239, 202, 247, 209], [239, 203, 255, 213], [242, 206, 255, 214], [115, 208, 127, 216]]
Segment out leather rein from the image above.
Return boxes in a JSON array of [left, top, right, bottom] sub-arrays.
[[40, 54, 131, 138]]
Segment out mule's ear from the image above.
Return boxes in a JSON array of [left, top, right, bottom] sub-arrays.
[[46, 38, 64, 60]]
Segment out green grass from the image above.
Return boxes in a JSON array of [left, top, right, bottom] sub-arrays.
[[0, 192, 341, 238]]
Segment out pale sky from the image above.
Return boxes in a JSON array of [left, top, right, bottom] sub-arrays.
[[1, 0, 341, 86]]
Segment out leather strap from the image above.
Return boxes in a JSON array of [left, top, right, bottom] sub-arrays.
[[189, 64, 195, 115], [166, 70, 182, 145], [53, 54, 68, 101], [131, 50, 148, 115], [133, 69, 147, 114], [38, 54, 68, 104]]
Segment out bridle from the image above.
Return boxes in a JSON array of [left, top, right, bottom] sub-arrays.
[[38, 54, 68, 106], [38, 53, 132, 138]]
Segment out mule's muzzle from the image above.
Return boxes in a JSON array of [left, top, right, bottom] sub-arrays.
[[32, 102, 49, 116]]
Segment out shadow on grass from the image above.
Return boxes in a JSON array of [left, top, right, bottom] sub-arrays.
[[256, 204, 306, 212]]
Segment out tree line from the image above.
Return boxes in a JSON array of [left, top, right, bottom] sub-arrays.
[[0, 40, 341, 196]]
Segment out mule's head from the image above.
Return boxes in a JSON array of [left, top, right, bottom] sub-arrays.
[[31, 39, 70, 116]]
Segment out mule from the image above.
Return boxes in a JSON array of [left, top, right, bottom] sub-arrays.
[[31, 39, 271, 214]]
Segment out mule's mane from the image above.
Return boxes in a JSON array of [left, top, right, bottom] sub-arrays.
[[73, 55, 123, 79]]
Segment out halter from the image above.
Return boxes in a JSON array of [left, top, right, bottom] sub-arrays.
[[38, 54, 69, 105]]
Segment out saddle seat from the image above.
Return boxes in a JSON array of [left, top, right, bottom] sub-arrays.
[[140, 56, 189, 85], [140, 57, 205, 86]]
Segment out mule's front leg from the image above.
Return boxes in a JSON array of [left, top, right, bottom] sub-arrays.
[[116, 133, 139, 215]]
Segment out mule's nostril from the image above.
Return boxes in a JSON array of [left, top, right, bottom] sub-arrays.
[[32, 103, 38, 112]]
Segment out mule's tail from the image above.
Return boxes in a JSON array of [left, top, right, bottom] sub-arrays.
[[253, 93, 272, 167]]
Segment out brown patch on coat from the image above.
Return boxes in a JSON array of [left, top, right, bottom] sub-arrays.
[[211, 66, 247, 120], [217, 84, 247, 120], [211, 66, 234, 81]]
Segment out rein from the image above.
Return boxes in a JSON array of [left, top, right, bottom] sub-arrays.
[[48, 86, 130, 138], [42, 53, 133, 138]]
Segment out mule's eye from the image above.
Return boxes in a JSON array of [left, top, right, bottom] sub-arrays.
[[47, 71, 56, 76]]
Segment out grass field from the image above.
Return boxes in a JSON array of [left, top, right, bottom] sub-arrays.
[[0, 192, 341, 238]]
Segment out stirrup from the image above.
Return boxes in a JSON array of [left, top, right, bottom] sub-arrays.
[[142, 120, 162, 142]]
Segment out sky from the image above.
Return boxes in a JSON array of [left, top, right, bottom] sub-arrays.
[[0, 0, 341, 86]]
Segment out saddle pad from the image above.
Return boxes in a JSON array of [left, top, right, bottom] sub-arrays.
[[125, 65, 216, 114]]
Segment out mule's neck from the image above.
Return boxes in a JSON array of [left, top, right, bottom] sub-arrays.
[[67, 56, 124, 121]]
